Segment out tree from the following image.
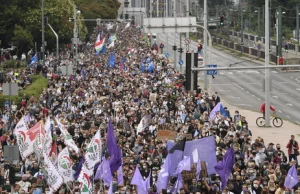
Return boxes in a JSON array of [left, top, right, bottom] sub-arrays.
[[12, 25, 33, 56]]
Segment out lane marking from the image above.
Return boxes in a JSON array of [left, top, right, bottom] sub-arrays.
[[246, 91, 250, 93], [257, 98, 261, 100], [227, 96, 241, 99], [233, 82, 245, 90], [252, 94, 255, 97], [272, 96, 278, 99], [271, 70, 278, 73], [296, 121, 300, 125], [278, 110, 282, 113], [286, 115, 291, 118], [228, 72, 234, 74], [235, 104, 252, 107], [286, 103, 293, 106], [296, 88, 300, 91]]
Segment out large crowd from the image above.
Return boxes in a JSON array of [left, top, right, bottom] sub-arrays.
[[0, 22, 299, 194]]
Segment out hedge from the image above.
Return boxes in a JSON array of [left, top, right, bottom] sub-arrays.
[[0, 75, 48, 109]]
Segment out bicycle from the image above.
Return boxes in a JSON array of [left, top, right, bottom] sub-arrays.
[[256, 112, 283, 128]]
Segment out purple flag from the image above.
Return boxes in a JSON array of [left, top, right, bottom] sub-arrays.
[[174, 174, 183, 193], [25, 113, 30, 123], [108, 181, 113, 194], [284, 165, 298, 189], [196, 159, 202, 181], [214, 147, 235, 189], [167, 136, 217, 176], [156, 155, 170, 193], [131, 166, 151, 194], [95, 158, 113, 186], [117, 165, 124, 185], [106, 120, 122, 173], [74, 157, 85, 179], [175, 156, 191, 174]]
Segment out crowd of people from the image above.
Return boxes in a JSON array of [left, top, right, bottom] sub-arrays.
[[0, 21, 299, 194]]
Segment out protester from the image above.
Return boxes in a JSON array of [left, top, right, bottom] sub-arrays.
[[0, 21, 297, 194]]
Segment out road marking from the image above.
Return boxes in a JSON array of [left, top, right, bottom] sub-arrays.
[[235, 104, 252, 107], [252, 94, 255, 97], [237, 70, 260, 74], [233, 82, 245, 90], [246, 91, 250, 93], [297, 121, 300, 125], [286, 115, 291, 118], [272, 96, 278, 98], [220, 72, 224, 75], [228, 72, 234, 74], [213, 83, 232, 85], [296, 78, 300, 83], [296, 88, 300, 91], [271, 70, 278, 73], [278, 110, 282, 113], [227, 96, 241, 99], [286, 103, 293, 106], [257, 98, 261, 100]]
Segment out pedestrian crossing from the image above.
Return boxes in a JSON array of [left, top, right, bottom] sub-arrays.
[[200, 70, 278, 75]]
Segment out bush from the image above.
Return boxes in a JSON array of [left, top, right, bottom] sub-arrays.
[[0, 75, 48, 109]]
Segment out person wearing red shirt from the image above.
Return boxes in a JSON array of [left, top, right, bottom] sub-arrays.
[[260, 103, 276, 117]]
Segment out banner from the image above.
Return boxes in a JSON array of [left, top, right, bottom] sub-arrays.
[[43, 151, 63, 193], [57, 147, 74, 182], [85, 130, 102, 169], [44, 117, 53, 154]]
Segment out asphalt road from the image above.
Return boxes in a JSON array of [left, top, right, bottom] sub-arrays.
[[157, 33, 300, 125]]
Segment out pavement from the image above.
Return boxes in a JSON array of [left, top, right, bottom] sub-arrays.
[[229, 34, 300, 59], [157, 33, 300, 125]]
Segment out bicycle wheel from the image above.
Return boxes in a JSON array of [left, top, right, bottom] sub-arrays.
[[273, 117, 283, 128], [256, 117, 265, 127]]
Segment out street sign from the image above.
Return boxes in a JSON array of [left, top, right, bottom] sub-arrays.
[[178, 60, 184, 66], [3, 83, 19, 96], [185, 38, 191, 44], [165, 53, 170, 59], [207, 64, 217, 75]]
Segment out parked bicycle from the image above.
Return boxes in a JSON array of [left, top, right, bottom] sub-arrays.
[[256, 112, 283, 128]]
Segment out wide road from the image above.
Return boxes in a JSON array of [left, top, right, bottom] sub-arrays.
[[157, 33, 300, 125]]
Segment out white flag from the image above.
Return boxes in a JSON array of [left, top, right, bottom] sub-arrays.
[[43, 151, 64, 193], [56, 118, 79, 153], [108, 41, 115, 48], [78, 165, 93, 194], [85, 130, 102, 169], [57, 147, 74, 182], [45, 117, 53, 154]]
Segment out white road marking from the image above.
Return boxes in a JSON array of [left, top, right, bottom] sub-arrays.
[[271, 70, 278, 73], [220, 72, 225, 75], [227, 96, 241, 99], [252, 94, 255, 97], [296, 88, 300, 91], [286, 103, 293, 106], [233, 82, 245, 90], [246, 91, 250, 93], [296, 121, 300, 125], [228, 72, 234, 75], [213, 83, 232, 85], [235, 104, 252, 107], [278, 110, 282, 113], [272, 96, 278, 99], [257, 98, 261, 100], [286, 115, 291, 118]]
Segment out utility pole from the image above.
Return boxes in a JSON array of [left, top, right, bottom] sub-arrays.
[[186, 0, 190, 39], [258, 8, 261, 39], [240, 3, 244, 47], [297, 4, 299, 45], [276, 6, 282, 58], [174, 0, 177, 69], [265, 0, 271, 127], [73, 5, 78, 66], [203, 0, 208, 90], [41, 0, 45, 65], [226, 7, 230, 39]]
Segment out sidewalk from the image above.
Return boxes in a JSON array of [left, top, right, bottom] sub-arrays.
[[222, 99, 300, 156]]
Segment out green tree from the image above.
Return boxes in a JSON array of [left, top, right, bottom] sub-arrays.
[[12, 25, 33, 56]]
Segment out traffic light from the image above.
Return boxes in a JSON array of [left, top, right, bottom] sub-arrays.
[[178, 48, 183, 53], [172, 45, 177, 51], [220, 16, 224, 26], [198, 44, 202, 52], [152, 34, 156, 39]]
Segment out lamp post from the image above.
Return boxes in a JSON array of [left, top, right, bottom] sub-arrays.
[[73, 6, 81, 66], [41, 0, 45, 65]]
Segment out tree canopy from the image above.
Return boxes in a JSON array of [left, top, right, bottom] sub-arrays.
[[0, 0, 120, 56]]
